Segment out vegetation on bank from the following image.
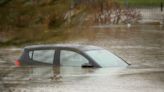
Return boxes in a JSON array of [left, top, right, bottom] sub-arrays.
[[0, 0, 72, 46], [118, 0, 163, 7], [0, 0, 161, 46], [0, 1, 110, 42]]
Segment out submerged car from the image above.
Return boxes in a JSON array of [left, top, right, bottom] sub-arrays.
[[16, 44, 129, 68]]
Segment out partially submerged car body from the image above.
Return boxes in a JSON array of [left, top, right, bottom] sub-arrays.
[[16, 44, 129, 68]]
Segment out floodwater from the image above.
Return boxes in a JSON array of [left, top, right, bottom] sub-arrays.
[[0, 25, 164, 92]]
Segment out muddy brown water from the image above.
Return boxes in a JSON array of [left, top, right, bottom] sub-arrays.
[[0, 25, 164, 92]]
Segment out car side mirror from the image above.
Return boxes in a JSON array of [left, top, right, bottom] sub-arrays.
[[82, 63, 93, 68]]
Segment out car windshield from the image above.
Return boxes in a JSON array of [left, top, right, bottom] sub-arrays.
[[86, 49, 128, 67]]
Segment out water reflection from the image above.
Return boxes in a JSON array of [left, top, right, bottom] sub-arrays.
[[2, 66, 98, 83], [2, 66, 164, 92]]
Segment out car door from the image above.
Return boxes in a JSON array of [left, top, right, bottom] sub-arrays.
[[59, 49, 90, 67]]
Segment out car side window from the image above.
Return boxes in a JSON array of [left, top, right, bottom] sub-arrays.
[[60, 50, 89, 67], [30, 50, 55, 64]]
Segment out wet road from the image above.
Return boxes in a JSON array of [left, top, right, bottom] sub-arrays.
[[0, 25, 164, 92]]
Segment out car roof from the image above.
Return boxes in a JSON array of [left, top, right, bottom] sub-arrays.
[[24, 44, 103, 51]]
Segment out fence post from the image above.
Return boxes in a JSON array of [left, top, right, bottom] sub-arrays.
[[161, 2, 163, 12]]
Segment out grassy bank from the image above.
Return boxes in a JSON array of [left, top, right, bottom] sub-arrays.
[[118, 0, 163, 7]]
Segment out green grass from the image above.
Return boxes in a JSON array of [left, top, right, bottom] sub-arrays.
[[117, 0, 163, 7]]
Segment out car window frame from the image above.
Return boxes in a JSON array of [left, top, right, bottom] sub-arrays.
[[59, 50, 90, 67], [25, 47, 101, 68], [58, 48, 100, 67], [28, 48, 57, 65]]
